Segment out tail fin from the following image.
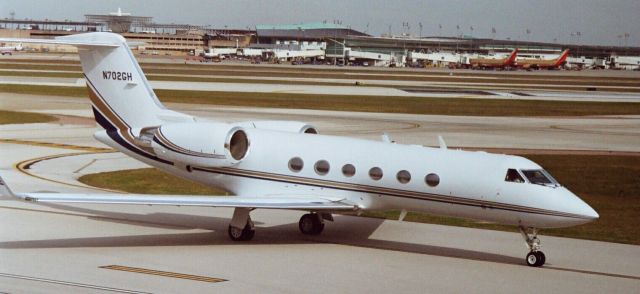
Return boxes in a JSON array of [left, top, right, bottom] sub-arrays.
[[505, 48, 519, 65], [554, 49, 570, 66], [58, 33, 166, 129]]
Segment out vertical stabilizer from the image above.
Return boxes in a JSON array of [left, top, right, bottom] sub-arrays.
[[505, 48, 519, 66], [554, 49, 570, 67], [57, 33, 167, 129]]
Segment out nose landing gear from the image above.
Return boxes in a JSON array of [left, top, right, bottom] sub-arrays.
[[520, 226, 546, 267]]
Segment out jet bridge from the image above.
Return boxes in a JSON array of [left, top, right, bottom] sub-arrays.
[[408, 51, 469, 66], [273, 49, 325, 60], [345, 49, 396, 66]]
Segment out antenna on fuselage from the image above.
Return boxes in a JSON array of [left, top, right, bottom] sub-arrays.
[[381, 133, 395, 143], [438, 135, 447, 150]]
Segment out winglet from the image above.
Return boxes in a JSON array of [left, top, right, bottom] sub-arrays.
[[438, 135, 447, 150], [0, 174, 16, 199]]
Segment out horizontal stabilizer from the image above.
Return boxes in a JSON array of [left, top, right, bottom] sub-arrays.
[[0, 176, 15, 199]]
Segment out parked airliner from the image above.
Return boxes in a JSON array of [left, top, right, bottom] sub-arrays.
[[468, 48, 518, 69], [0, 33, 598, 267], [516, 49, 570, 70]]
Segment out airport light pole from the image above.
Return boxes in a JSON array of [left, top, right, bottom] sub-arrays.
[[438, 24, 442, 50], [617, 34, 623, 46], [624, 33, 630, 47]]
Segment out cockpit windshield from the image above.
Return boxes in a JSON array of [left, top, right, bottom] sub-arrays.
[[505, 169, 525, 183], [521, 169, 559, 186]]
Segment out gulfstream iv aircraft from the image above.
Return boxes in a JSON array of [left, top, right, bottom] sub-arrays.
[[0, 33, 598, 267]]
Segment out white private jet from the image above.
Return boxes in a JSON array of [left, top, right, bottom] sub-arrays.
[[0, 33, 598, 267]]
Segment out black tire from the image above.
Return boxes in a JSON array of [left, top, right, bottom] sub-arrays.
[[242, 227, 255, 241], [228, 223, 254, 241], [299, 214, 323, 235], [536, 251, 546, 266], [526, 252, 539, 267]]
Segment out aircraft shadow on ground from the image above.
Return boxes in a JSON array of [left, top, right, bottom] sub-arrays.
[[0, 202, 523, 266]]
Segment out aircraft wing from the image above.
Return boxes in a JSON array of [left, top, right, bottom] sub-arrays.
[[15, 193, 357, 210], [0, 175, 356, 210]]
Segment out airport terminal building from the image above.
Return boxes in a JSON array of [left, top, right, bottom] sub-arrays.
[[1, 9, 639, 69]]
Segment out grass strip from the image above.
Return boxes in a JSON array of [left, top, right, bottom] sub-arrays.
[[0, 110, 57, 124], [79, 169, 227, 195]]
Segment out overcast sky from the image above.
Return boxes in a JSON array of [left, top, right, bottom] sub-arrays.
[[1, 0, 638, 46]]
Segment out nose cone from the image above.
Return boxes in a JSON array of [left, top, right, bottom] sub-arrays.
[[561, 188, 599, 224], [580, 202, 599, 220]]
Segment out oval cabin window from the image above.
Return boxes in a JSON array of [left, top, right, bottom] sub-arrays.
[[288, 157, 304, 172], [342, 164, 356, 177], [369, 167, 383, 181], [396, 170, 411, 184], [425, 173, 440, 187], [314, 160, 330, 175]]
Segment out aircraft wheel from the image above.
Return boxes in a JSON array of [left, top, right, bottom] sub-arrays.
[[526, 251, 545, 267], [536, 251, 546, 266], [526, 252, 538, 267], [299, 213, 324, 235], [228, 222, 255, 241]]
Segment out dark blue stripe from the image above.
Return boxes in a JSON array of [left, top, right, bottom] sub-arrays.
[[104, 131, 174, 166], [85, 78, 172, 166], [85, 74, 130, 128], [92, 107, 116, 131]]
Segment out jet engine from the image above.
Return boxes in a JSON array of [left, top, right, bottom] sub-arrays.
[[138, 122, 249, 168]]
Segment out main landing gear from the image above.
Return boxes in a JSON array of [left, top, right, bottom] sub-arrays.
[[298, 213, 325, 235], [520, 226, 546, 267], [228, 208, 255, 241], [227, 209, 332, 241]]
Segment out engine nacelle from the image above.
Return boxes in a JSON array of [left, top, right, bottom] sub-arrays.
[[234, 120, 318, 134], [142, 122, 249, 168]]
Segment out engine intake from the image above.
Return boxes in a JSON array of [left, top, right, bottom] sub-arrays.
[[227, 128, 249, 160]]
